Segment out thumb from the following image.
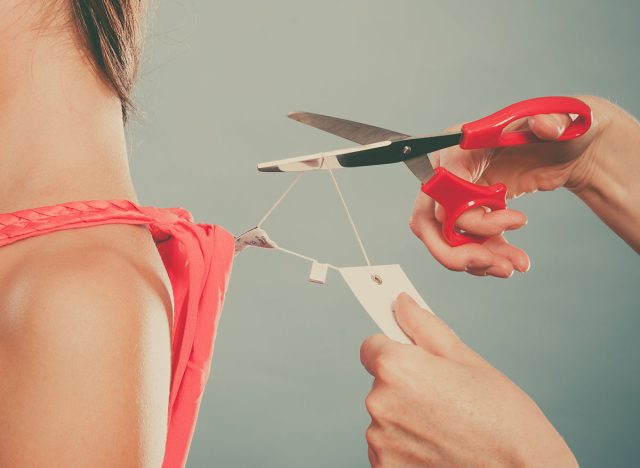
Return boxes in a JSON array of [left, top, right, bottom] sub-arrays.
[[527, 113, 573, 140], [393, 293, 460, 358]]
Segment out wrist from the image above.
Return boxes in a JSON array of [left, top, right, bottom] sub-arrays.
[[567, 97, 640, 251], [565, 96, 618, 194]]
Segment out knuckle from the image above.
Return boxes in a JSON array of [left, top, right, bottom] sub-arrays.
[[375, 350, 401, 379], [359, 337, 371, 357], [408, 216, 422, 238], [364, 392, 383, 418], [365, 426, 384, 451], [360, 335, 378, 359]]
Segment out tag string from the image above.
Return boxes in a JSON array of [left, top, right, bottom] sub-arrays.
[[254, 168, 372, 269], [257, 173, 304, 227], [273, 245, 340, 271], [327, 168, 371, 266]]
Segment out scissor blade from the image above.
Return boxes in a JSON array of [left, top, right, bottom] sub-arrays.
[[258, 133, 461, 173], [288, 111, 409, 145], [286, 111, 450, 182], [257, 140, 393, 172], [404, 155, 435, 183]]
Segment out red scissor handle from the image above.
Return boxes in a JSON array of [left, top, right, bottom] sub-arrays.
[[422, 96, 592, 246], [421, 168, 507, 246], [460, 96, 592, 149]]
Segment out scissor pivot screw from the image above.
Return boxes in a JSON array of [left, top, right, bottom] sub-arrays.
[[371, 274, 383, 285], [402, 145, 412, 156]]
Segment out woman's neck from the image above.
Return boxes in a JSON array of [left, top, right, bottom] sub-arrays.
[[0, 2, 138, 213]]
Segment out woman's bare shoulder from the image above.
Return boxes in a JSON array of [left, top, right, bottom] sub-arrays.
[[0, 224, 173, 329], [0, 224, 173, 466]]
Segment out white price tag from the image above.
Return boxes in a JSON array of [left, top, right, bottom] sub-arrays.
[[339, 264, 432, 344]]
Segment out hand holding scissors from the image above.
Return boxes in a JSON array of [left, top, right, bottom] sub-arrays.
[[410, 96, 605, 277], [259, 96, 596, 277]]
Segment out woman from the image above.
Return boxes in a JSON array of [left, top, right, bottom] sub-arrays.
[[2, 2, 636, 468], [0, 1, 233, 466]]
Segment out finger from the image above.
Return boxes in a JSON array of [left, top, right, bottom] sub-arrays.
[[434, 142, 494, 186], [463, 236, 531, 277], [434, 204, 528, 237], [393, 292, 462, 359], [434, 144, 475, 181], [410, 191, 494, 272], [465, 253, 514, 278], [527, 113, 573, 140], [394, 293, 491, 367], [360, 334, 394, 376], [483, 236, 531, 273], [431, 146, 528, 237]]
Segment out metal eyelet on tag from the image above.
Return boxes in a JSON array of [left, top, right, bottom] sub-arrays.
[[340, 265, 433, 344]]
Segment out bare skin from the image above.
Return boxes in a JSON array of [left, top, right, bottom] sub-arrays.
[[360, 98, 640, 465], [410, 96, 640, 277], [0, 2, 172, 466], [361, 294, 577, 468]]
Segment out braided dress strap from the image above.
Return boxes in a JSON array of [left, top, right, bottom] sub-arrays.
[[0, 200, 188, 244]]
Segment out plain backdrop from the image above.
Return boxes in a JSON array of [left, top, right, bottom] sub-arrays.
[[128, 1, 640, 466]]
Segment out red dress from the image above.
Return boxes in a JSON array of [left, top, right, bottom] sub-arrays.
[[0, 200, 235, 468]]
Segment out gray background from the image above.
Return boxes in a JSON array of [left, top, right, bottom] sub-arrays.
[[129, 1, 640, 466]]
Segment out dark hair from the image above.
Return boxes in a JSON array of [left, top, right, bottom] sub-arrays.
[[71, 0, 145, 120]]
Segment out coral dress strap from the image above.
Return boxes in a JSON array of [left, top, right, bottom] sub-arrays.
[[0, 200, 235, 468]]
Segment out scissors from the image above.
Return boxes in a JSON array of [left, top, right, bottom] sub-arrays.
[[258, 96, 592, 246]]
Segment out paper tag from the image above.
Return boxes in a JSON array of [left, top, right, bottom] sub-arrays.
[[234, 227, 278, 253], [339, 264, 432, 344], [309, 262, 329, 284]]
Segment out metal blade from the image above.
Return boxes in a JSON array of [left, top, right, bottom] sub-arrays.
[[397, 132, 462, 181], [403, 155, 435, 183], [286, 111, 456, 182], [258, 133, 462, 173], [288, 111, 409, 145], [257, 140, 393, 172]]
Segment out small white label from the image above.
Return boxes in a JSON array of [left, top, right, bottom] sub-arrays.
[[339, 264, 432, 344], [234, 227, 278, 253], [308, 262, 329, 284]]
